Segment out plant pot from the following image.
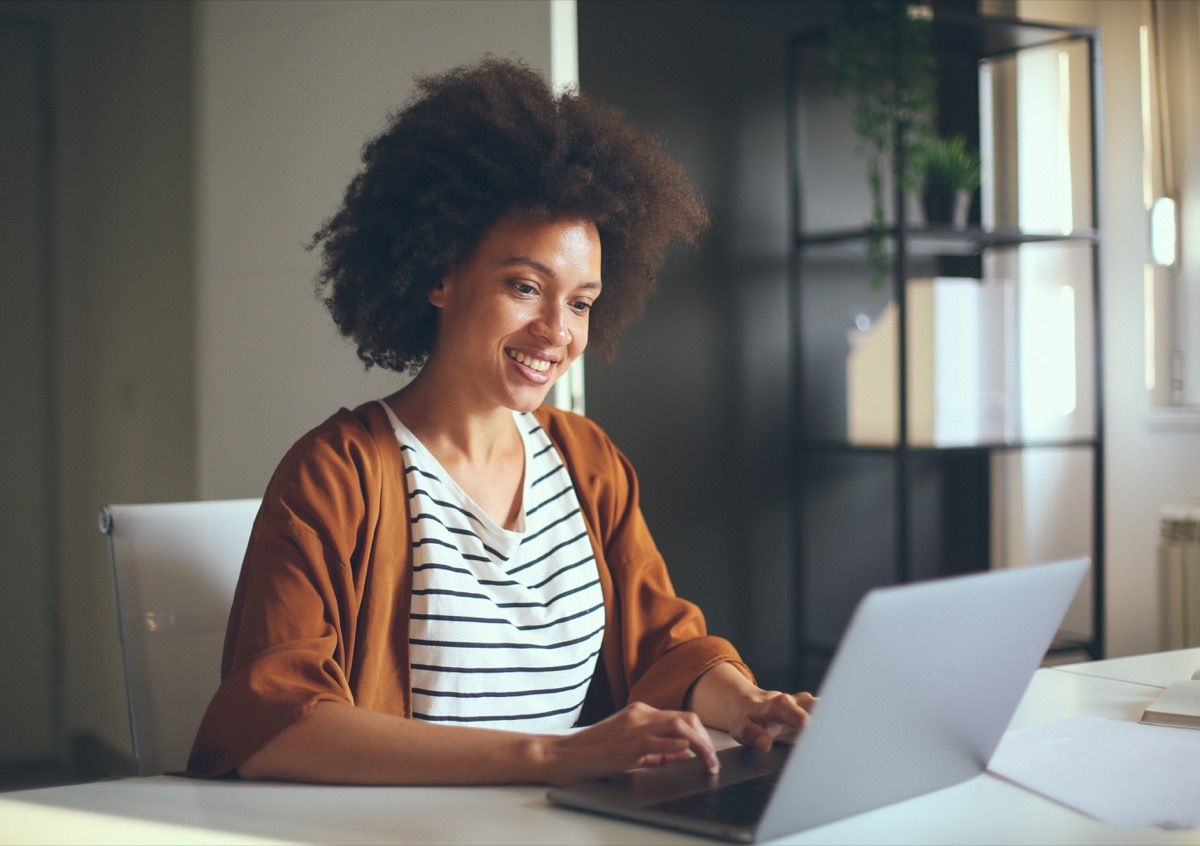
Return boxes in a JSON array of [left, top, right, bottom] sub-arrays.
[[922, 189, 974, 230]]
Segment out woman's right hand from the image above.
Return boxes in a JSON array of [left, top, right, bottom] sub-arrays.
[[538, 701, 720, 787]]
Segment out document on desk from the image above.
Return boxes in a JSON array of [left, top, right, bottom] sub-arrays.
[[989, 714, 1200, 829]]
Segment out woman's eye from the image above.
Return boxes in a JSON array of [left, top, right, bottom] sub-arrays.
[[511, 281, 536, 295], [570, 300, 593, 315]]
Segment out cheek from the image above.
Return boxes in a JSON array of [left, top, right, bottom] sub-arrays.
[[571, 320, 590, 354]]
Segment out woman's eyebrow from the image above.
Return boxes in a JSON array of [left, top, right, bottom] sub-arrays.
[[500, 256, 556, 277], [500, 257, 602, 289]]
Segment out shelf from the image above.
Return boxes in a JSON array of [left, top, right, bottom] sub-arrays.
[[794, 12, 1097, 61], [927, 11, 1097, 59], [796, 226, 1100, 256], [787, 12, 1105, 689], [796, 437, 1101, 455]]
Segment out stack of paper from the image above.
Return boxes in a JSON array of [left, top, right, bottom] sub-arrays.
[[1140, 671, 1200, 729], [990, 713, 1200, 829]]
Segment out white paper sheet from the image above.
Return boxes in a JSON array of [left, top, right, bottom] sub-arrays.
[[989, 714, 1200, 830]]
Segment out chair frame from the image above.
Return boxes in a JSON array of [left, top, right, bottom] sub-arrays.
[[99, 498, 260, 775]]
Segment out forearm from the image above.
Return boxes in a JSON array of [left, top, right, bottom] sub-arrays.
[[685, 661, 764, 731], [237, 700, 552, 785]]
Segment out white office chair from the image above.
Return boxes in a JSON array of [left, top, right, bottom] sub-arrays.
[[99, 498, 260, 776]]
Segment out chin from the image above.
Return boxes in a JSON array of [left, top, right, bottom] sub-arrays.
[[506, 385, 555, 413], [510, 397, 549, 413]]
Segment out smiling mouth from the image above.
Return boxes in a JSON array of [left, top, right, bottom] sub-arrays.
[[506, 349, 553, 373]]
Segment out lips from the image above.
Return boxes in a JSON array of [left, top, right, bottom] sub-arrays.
[[505, 348, 553, 373]]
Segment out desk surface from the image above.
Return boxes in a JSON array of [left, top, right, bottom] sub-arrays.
[[1054, 647, 1200, 688], [4, 659, 1200, 846]]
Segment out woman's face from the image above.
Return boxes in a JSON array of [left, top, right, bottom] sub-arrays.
[[428, 216, 602, 413]]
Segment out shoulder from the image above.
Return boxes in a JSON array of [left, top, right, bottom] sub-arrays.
[[264, 400, 401, 521], [283, 401, 395, 470], [532, 405, 639, 514], [532, 405, 623, 468], [533, 404, 613, 449]]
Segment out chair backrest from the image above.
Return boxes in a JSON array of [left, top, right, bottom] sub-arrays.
[[99, 498, 260, 776]]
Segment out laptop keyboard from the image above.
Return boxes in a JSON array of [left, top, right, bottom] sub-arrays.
[[647, 771, 779, 827]]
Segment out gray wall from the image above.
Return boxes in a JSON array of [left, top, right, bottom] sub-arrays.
[[579, 0, 835, 689], [3, 17, 59, 766], [194, 0, 560, 500], [0, 0, 196, 770]]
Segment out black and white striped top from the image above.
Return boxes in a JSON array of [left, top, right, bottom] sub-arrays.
[[379, 403, 605, 730]]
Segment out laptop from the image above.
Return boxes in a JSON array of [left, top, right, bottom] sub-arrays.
[[548, 558, 1089, 842]]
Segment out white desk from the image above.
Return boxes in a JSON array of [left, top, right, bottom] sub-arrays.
[[3, 659, 1199, 845], [1053, 647, 1200, 689]]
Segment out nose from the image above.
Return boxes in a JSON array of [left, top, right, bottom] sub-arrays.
[[532, 303, 571, 346]]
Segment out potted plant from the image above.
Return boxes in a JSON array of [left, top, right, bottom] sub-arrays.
[[828, 0, 937, 288], [912, 133, 981, 230]]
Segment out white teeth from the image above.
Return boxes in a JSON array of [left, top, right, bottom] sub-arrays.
[[507, 350, 551, 372]]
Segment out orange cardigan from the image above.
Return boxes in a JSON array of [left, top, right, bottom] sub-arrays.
[[187, 402, 750, 777]]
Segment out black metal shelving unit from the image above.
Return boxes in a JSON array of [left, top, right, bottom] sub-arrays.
[[786, 12, 1105, 688]]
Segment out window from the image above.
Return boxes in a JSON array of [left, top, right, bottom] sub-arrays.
[[1142, 0, 1200, 412]]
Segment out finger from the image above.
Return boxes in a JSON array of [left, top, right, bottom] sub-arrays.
[[625, 707, 720, 774], [763, 721, 800, 744], [752, 724, 775, 751], [632, 729, 717, 773], [692, 728, 720, 773], [667, 712, 720, 773], [758, 693, 813, 724], [742, 697, 810, 747], [671, 715, 720, 773], [632, 735, 690, 767], [758, 710, 807, 740], [635, 748, 696, 769]]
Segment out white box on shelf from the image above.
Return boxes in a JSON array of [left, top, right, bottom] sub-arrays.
[[847, 277, 1010, 446]]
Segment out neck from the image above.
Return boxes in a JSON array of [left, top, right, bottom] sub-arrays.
[[385, 370, 518, 467]]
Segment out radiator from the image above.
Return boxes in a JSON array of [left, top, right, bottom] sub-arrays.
[[1160, 506, 1200, 649]]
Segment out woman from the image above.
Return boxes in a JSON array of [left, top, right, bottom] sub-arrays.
[[188, 57, 813, 786]]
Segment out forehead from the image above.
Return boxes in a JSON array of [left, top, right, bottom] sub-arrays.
[[473, 216, 602, 275]]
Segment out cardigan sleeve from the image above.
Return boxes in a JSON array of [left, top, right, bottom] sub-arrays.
[[537, 407, 753, 717], [186, 409, 386, 777]]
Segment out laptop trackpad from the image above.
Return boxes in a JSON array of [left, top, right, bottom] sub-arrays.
[[587, 742, 791, 807]]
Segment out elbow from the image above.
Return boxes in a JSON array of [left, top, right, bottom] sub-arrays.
[[236, 753, 265, 777], [235, 750, 270, 781]]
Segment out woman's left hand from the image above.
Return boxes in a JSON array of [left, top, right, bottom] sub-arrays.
[[726, 689, 815, 751], [687, 662, 815, 751]]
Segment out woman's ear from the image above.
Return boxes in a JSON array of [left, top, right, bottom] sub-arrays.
[[428, 280, 447, 309]]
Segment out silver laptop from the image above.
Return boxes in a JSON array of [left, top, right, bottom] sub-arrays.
[[548, 558, 1089, 842]]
